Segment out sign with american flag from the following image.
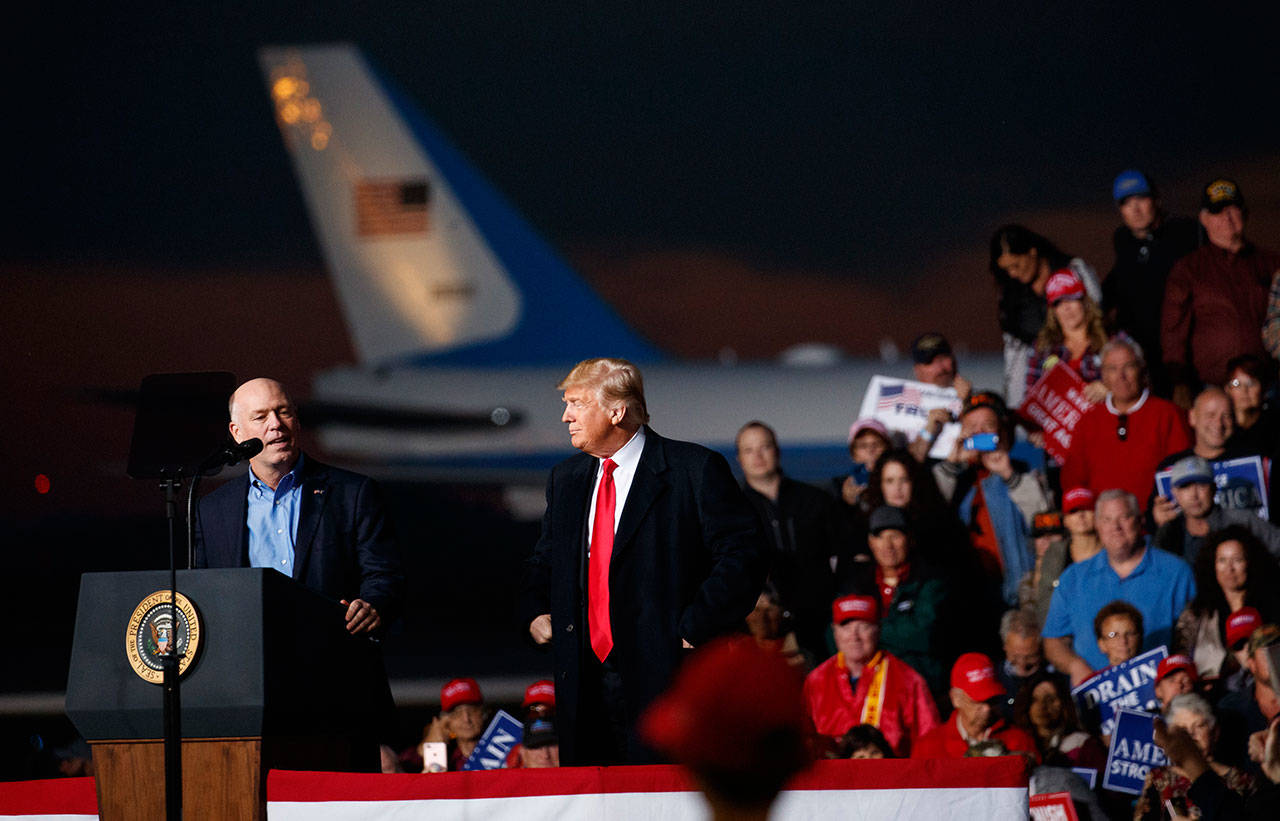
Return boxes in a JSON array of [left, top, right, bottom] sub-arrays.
[[875, 383, 923, 411], [858, 375, 964, 459], [353, 179, 430, 237]]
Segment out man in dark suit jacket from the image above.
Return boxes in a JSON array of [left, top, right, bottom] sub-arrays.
[[522, 358, 768, 765], [193, 378, 403, 634]]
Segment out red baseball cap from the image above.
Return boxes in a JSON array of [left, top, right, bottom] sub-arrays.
[[1156, 654, 1197, 684], [1062, 487, 1096, 515], [639, 636, 807, 770], [441, 677, 483, 712], [1227, 607, 1262, 649], [951, 652, 1005, 702], [522, 679, 556, 709], [1046, 269, 1085, 305], [831, 594, 879, 625]]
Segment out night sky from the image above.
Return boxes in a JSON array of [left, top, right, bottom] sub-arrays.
[[7, 3, 1280, 276]]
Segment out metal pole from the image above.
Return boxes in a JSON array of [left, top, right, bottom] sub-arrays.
[[162, 478, 182, 821]]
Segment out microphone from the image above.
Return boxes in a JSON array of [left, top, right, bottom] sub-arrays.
[[226, 438, 264, 463], [197, 438, 263, 472]]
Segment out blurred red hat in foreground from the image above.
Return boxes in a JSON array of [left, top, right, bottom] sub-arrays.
[[640, 636, 809, 774]]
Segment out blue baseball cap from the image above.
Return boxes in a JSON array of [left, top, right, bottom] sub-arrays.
[[1112, 169, 1152, 204]]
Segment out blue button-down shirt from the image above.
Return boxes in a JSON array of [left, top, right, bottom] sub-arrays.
[[1043, 541, 1196, 670], [246, 454, 304, 578]]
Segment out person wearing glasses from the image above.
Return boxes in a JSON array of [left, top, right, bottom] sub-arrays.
[[1222, 354, 1280, 526], [1059, 337, 1191, 514], [1042, 489, 1196, 686], [1092, 600, 1145, 669], [1223, 354, 1279, 457]]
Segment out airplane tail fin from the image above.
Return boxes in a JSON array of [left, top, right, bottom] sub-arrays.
[[258, 44, 662, 368]]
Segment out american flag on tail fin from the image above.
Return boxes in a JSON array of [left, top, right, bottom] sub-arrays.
[[353, 179, 430, 236]]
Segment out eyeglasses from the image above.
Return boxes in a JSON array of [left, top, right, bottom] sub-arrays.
[[1103, 630, 1140, 640], [1116, 413, 1128, 442], [1228, 377, 1260, 389]]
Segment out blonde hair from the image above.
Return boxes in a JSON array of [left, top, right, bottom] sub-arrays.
[[1035, 294, 1108, 354], [558, 358, 650, 424]]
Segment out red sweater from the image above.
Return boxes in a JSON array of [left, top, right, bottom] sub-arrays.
[[911, 713, 1039, 761], [803, 651, 939, 757], [1060, 391, 1191, 511]]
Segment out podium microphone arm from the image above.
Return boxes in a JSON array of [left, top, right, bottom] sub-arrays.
[[197, 438, 264, 473], [186, 439, 263, 569], [186, 475, 200, 570]]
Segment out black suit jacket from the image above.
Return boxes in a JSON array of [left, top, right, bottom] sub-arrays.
[[522, 428, 768, 764], [194, 455, 404, 627]]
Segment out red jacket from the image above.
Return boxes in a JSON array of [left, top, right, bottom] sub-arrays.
[[803, 651, 940, 757], [911, 713, 1039, 761], [1060, 391, 1190, 512]]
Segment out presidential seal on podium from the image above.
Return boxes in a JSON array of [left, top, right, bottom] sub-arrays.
[[125, 589, 202, 683]]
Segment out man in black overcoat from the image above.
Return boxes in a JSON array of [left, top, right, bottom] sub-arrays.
[[523, 358, 768, 765]]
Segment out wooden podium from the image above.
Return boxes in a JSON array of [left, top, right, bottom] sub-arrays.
[[66, 569, 385, 820]]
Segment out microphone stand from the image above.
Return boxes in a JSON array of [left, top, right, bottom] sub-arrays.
[[156, 439, 260, 821], [124, 371, 240, 821], [161, 473, 184, 821]]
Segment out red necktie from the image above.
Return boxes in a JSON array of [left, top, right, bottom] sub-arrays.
[[588, 458, 618, 662]]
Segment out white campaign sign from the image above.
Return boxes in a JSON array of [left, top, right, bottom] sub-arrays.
[[857, 375, 963, 459]]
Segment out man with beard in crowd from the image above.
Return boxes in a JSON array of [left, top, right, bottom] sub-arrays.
[[906, 332, 973, 462]]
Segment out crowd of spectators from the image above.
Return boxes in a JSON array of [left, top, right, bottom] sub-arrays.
[[403, 173, 1280, 819]]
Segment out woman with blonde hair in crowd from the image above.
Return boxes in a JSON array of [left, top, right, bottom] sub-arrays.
[[1025, 268, 1112, 406], [988, 224, 1100, 408]]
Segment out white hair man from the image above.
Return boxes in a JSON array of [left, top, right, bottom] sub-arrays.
[[522, 358, 767, 766]]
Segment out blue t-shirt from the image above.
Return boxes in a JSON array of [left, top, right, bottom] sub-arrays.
[[1043, 545, 1196, 671]]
